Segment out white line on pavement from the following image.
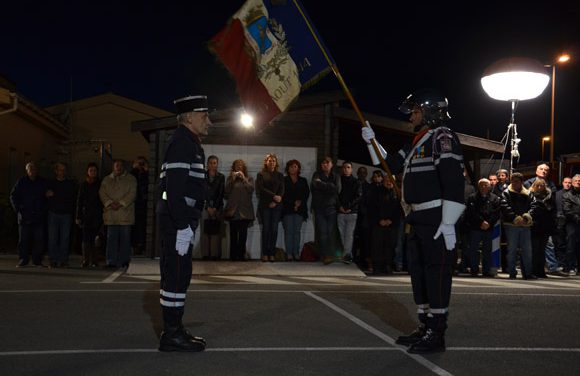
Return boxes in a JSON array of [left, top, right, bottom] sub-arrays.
[[102, 270, 124, 283], [2, 346, 578, 357], [304, 291, 454, 376]]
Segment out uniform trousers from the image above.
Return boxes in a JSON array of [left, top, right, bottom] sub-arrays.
[[407, 224, 454, 332], [159, 213, 196, 330]]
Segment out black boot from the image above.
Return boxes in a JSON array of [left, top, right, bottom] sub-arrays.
[[159, 326, 206, 352], [407, 328, 445, 354], [395, 324, 426, 346]]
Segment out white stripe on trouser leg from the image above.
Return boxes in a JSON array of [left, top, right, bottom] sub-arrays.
[[430, 308, 449, 315], [417, 303, 430, 314], [160, 289, 186, 299], [160, 299, 185, 307]]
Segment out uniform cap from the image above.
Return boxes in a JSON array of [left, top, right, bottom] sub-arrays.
[[174, 95, 209, 114]]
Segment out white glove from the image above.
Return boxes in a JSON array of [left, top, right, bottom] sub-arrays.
[[361, 121, 375, 144], [176, 226, 194, 256], [433, 223, 456, 251]]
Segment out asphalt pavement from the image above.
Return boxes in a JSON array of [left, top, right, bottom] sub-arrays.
[[1, 255, 579, 376]]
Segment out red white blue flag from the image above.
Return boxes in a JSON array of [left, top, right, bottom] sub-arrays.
[[209, 0, 333, 125]]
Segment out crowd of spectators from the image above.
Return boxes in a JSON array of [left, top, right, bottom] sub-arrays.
[[10, 158, 147, 269], [10, 155, 580, 277]]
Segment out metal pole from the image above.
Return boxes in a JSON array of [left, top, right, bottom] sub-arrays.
[[550, 64, 556, 167]]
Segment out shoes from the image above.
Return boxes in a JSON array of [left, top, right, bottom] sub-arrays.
[[34, 263, 47, 268], [407, 329, 446, 354], [524, 274, 538, 280], [395, 324, 427, 346], [470, 271, 479, 277], [16, 259, 29, 268], [509, 273, 516, 279], [536, 273, 548, 278], [342, 254, 353, 264], [482, 272, 496, 278], [547, 270, 569, 277], [159, 327, 206, 352]]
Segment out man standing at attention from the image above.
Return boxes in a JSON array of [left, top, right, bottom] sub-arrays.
[[362, 89, 465, 353], [157, 95, 212, 352]]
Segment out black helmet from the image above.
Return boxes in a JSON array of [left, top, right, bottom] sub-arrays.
[[398, 88, 451, 128]]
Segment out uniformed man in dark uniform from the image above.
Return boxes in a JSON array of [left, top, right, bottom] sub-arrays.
[[362, 89, 465, 354], [157, 95, 212, 352]]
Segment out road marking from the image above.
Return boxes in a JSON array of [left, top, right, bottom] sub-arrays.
[[295, 277, 387, 286], [304, 291, 454, 376], [102, 270, 124, 283], [447, 347, 580, 352], [211, 276, 300, 285], [2, 346, 578, 357]]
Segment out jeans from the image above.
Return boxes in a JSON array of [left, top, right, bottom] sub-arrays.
[[468, 229, 492, 274], [283, 213, 303, 258], [504, 226, 532, 277], [260, 206, 282, 257], [544, 236, 559, 271], [314, 209, 338, 258], [47, 212, 72, 264], [106, 225, 132, 267], [337, 213, 357, 257]]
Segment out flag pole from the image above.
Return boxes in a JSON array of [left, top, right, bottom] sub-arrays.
[[291, 0, 400, 196]]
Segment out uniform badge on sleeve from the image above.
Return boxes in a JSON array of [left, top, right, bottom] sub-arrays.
[[440, 137, 452, 152]]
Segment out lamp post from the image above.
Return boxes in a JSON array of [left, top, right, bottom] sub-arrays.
[[541, 136, 550, 161], [547, 53, 571, 167], [481, 57, 550, 174]]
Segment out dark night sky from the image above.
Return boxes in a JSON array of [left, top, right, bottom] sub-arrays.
[[2, 1, 580, 164]]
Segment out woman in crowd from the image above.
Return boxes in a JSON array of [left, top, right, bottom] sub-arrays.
[[282, 159, 309, 261], [256, 154, 284, 262], [76, 163, 103, 268], [224, 159, 255, 261], [529, 178, 556, 278], [202, 155, 225, 260]]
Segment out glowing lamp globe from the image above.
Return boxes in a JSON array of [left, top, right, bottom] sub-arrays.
[[481, 57, 550, 101]]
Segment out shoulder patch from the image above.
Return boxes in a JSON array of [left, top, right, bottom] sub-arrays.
[[433, 127, 455, 154]]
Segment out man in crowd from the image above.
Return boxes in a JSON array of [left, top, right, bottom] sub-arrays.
[[46, 162, 77, 268], [99, 159, 137, 269], [500, 172, 537, 280], [311, 156, 341, 265], [10, 162, 47, 267], [551, 177, 572, 276], [562, 174, 580, 275], [465, 178, 501, 277], [131, 156, 149, 255]]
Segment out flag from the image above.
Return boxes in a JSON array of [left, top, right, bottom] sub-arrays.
[[209, 0, 333, 125]]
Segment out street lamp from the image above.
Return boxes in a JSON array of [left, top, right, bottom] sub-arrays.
[[546, 53, 571, 167], [541, 136, 550, 161], [481, 57, 550, 174]]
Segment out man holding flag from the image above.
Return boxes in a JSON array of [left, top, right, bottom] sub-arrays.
[[362, 89, 465, 354]]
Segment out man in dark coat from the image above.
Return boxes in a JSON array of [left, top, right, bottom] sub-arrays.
[[10, 162, 47, 267]]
